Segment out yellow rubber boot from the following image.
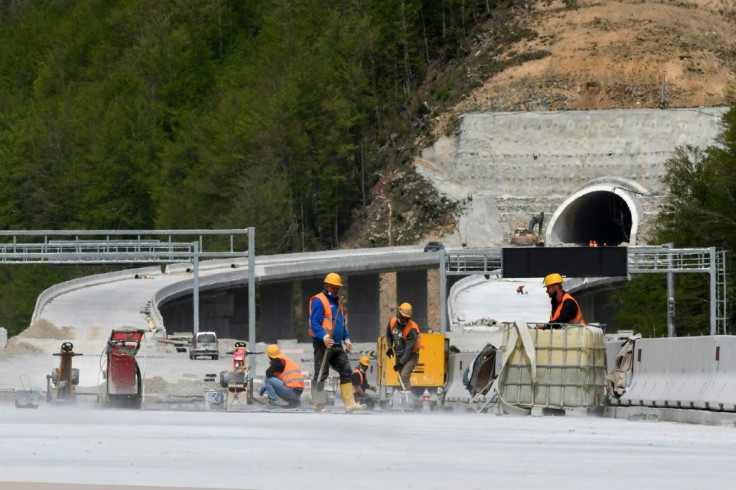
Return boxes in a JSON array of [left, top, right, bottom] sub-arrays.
[[340, 382, 365, 412]]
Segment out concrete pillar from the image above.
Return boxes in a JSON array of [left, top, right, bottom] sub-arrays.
[[346, 274, 381, 342], [301, 279, 324, 342], [396, 270, 428, 330], [258, 282, 294, 342]]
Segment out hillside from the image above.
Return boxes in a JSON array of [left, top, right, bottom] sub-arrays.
[[435, 0, 736, 135], [342, 0, 736, 326]]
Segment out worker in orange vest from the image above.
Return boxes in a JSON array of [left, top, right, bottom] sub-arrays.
[[259, 344, 305, 408], [541, 273, 585, 329], [385, 302, 422, 391], [351, 355, 377, 408], [308, 272, 364, 412]]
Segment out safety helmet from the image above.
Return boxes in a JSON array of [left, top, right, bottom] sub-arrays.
[[266, 344, 281, 358], [543, 273, 564, 287], [324, 272, 343, 287], [359, 355, 370, 366], [398, 302, 413, 318]]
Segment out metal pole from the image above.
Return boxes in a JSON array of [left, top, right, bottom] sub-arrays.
[[440, 250, 447, 333], [664, 243, 675, 337], [193, 242, 200, 337], [710, 247, 717, 336], [247, 227, 256, 404]]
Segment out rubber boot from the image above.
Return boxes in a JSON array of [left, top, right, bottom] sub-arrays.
[[314, 403, 326, 412], [340, 382, 365, 412]]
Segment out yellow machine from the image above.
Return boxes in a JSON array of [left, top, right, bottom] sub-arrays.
[[377, 332, 448, 408], [46, 342, 82, 403]]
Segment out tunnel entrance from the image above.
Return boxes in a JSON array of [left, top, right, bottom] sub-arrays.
[[547, 185, 641, 246]]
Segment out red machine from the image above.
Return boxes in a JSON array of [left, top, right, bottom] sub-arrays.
[[99, 328, 145, 409]]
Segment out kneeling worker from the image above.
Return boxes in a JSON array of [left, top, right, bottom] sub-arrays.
[[259, 344, 304, 408], [352, 356, 377, 408], [543, 273, 585, 328], [386, 302, 422, 391]]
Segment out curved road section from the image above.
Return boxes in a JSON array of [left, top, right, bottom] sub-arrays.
[[34, 246, 441, 335]]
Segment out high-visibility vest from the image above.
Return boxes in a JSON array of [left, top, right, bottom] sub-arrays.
[[308, 292, 344, 338], [389, 317, 422, 353], [550, 292, 585, 325], [352, 368, 367, 394], [274, 355, 305, 389]]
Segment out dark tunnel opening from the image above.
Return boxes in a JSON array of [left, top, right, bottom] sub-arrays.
[[552, 191, 633, 246]]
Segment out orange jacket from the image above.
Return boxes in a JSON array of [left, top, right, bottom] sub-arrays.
[[274, 354, 305, 389], [388, 317, 422, 353], [550, 292, 585, 325]]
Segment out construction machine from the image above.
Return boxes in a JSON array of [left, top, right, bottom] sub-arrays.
[[510, 212, 545, 246], [220, 341, 250, 409], [377, 332, 449, 410], [98, 328, 145, 409], [46, 342, 82, 403]]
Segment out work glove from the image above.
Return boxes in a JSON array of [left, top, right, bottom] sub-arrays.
[[393, 361, 404, 372], [386, 349, 394, 359], [344, 339, 353, 353], [259, 386, 266, 396], [323, 335, 334, 349]]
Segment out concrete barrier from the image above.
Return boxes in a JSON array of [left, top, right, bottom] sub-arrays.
[[620, 337, 719, 410], [442, 352, 478, 404], [706, 336, 736, 411]]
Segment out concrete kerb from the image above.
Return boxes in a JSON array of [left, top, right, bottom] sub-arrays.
[[31, 265, 164, 325]]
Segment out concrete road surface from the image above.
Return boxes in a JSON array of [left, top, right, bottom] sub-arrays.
[[1, 406, 734, 489]]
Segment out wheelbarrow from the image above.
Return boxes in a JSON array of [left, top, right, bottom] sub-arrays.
[[15, 374, 40, 409]]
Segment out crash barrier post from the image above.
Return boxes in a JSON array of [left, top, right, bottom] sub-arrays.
[[442, 352, 480, 404], [498, 323, 606, 411], [618, 336, 717, 409]]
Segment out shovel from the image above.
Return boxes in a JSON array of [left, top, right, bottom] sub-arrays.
[[389, 356, 414, 411], [311, 345, 330, 407]]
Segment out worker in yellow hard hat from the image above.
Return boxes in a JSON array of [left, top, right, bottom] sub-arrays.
[[259, 344, 305, 409], [308, 272, 364, 412], [542, 273, 585, 329], [385, 302, 422, 392], [351, 355, 377, 408]]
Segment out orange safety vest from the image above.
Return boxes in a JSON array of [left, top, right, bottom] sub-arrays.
[[308, 292, 344, 338], [550, 292, 585, 325], [389, 317, 422, 353], [352, 368, 366, 394], [274, 355, 305, 389]]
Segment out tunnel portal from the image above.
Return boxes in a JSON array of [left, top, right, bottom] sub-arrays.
[[547, 186, 640, 246]]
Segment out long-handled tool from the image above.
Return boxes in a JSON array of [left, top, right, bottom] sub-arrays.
[[389, 354, 414, 411], [311, 341, 330, 408]]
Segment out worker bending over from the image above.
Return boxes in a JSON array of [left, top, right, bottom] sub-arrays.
[[542, 273, 585, 328], [352, 355, 377, 408], [385, 302, 422, 391], [309, 272, 364, 412], [260, 344, 304, 408]]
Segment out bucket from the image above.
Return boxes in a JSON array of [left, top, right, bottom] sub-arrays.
[[204, 390, 225, 410], [15, 375, 40, 409]]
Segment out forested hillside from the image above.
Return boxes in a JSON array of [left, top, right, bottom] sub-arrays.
[[0, 1, 500, 332]]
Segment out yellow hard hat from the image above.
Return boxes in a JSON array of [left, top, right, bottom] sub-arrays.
[[359, 355, 370, 366], [543, 273, 564, 287], [266, 344, 281, 358], [398, 302, 413, 318], [324, 272, 343, 287]]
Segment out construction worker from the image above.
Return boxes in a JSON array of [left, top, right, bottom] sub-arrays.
[[259, 344, 305, 408], [385, 302, 422, 391], [542, 273, 585, 328], [308, 272, 364, 412], [351, 355, 377, 408]]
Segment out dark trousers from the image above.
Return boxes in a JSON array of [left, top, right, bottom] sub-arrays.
[[313, 342, 353, 384]]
